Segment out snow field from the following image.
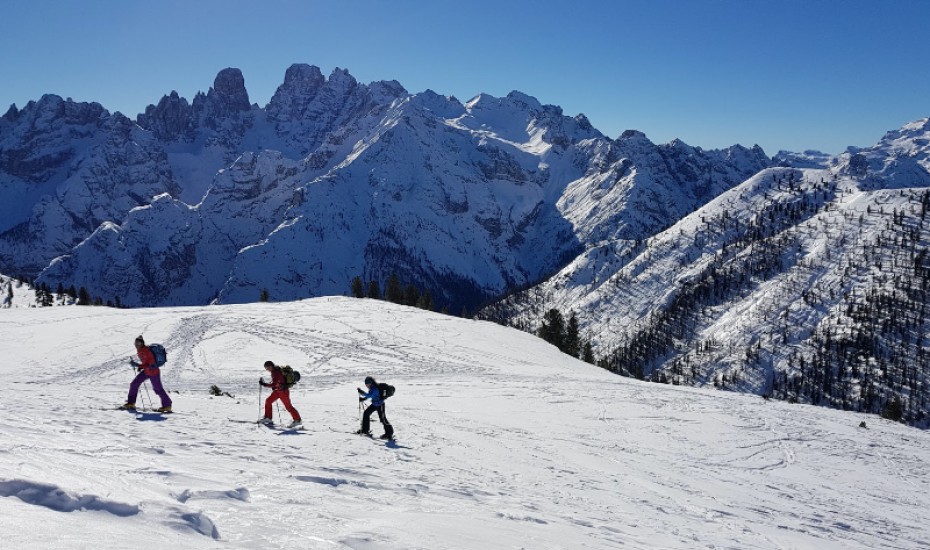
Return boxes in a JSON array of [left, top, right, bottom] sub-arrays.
[[1, 297, 929, 549]]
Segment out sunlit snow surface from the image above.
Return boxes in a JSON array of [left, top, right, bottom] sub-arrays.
[[1, 297, 928, 549]]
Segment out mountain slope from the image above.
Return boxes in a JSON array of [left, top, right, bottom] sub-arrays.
[[1, 298, 929, 549], [0, 97, 178, 274], [481, 119, 930, 426]]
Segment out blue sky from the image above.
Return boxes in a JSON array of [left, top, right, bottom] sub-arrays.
[[2, 0, 928, 155]]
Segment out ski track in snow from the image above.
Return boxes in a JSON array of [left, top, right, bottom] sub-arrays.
[[2, 298, 930, 549]]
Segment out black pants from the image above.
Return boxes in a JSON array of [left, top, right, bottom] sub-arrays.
[[362, 403, 393, 437]]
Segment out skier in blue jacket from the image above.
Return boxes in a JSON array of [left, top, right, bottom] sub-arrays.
[[357, 376, 394, 440]]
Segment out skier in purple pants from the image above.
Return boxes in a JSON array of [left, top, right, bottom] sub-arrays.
[[120, 336, 172, 413]]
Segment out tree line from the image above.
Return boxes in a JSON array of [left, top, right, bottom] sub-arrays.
[[349, 274, 441, 313], [4, 275, 122, 308]]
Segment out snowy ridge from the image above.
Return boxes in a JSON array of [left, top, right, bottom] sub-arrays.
[[1, 297, 929, 549]]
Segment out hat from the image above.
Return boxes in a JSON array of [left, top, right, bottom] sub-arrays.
[[364, 376, 375, 385], [264, 361, 275, 368], [134, 336, 145, 345]]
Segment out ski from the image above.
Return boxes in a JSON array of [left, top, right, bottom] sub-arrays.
[[264, 423, 304, 430], [229, 418, 305, 431], [361, 433, 398, 443], [333, 427, 372, 437], [103, 406, 172, 414], [338, 428, 396, 442], [265, 424, 306, 434]]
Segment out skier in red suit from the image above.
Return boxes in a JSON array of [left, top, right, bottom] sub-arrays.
[[259, 360, 302, 428]]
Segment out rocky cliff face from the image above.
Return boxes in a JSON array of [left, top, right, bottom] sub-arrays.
[[0, 95, 177, 275]]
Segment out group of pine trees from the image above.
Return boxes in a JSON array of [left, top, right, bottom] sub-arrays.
[[5, 275, 119, 308], [537, 308, 596, 363], [350, 274, 439, 312]]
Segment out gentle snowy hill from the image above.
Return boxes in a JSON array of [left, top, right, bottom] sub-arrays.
[[2, 298, 929, 549]]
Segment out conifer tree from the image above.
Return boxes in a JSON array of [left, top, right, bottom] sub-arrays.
[[351, 276, 365, 298], [34, 285, 45, 306], [417, 290, 434, 311], [582, 341, 595, 364], [404, 284, 420, 307], [367, 280, 382, 300], [538, 308, 566, 351], [564, 311, 581, 357], [882, 396, 904, 422], [386, 273, 403, 304]]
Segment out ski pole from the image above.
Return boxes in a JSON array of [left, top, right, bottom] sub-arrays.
[[275, 402, 283, 426], [142, 381, 154, 411], [127, 358, 152, 410], [258, 382, 263, 419]]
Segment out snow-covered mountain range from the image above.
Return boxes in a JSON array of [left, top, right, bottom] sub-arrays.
[[0, 64, 768, 311]]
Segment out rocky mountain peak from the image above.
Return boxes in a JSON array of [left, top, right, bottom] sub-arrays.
[[266, 64, 325, 121], [2, 104, 19, 122], [505, 90, 543, 111], [137, 90, 193, 141], [875, 117, 930, 155], [574, 114, 593, 132], [284, 63, 325, 88], [406, 90, 465, 119], [20, 94, 108, 127], [618, 129, 649, 142], [326, 68, 358, 95], [367, 80, 407, 106], [211, 67, 251, 112], [183, 67, 255, 143]]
